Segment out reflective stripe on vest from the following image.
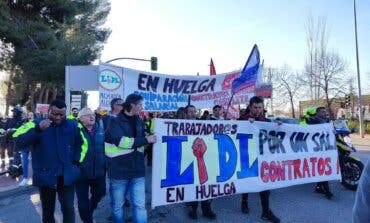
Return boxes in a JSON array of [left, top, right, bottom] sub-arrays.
[[78, 123, 88, 163], [137, 146, 145, 153], [12, 121, 35, 138], [105, 142, 133, 158], [118, 136, 134, 149]]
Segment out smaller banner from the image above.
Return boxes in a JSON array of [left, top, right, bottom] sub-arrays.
[[151, 119, 341, 208], [36, 103, 49, 114]]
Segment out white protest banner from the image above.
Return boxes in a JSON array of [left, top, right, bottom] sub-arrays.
[[98, 64, 124, 110], [151, 119, 341, 208], [99, 64, 256, 111]]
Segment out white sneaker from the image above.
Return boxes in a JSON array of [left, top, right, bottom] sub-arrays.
[[18, 178, 29, 186]]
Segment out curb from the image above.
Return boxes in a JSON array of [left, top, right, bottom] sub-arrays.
[[0, 185, 37, 200]]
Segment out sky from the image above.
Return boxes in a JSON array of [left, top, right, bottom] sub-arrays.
[[99, 0, 370, 94]]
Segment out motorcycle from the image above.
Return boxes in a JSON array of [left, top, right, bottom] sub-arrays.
[[334, 119, 363, 191]]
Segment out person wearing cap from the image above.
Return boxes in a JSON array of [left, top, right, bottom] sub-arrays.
[[75, 108, 106, 223], [105, 93, 156, 223], [13, 100, 83, 223]]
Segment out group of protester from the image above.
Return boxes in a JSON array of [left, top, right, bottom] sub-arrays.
[[5, 93, 369, 223]]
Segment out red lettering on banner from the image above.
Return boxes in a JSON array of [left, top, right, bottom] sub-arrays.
[[293, 159, 302, 179], [302, 158, 311, 178], [325, 157, 332, 175], [261, 157, 335, 183], [261, 161, 269, 183], [310, 157, 317, 176], [318, 158, 325, 175], [336, 156, 340, 174]]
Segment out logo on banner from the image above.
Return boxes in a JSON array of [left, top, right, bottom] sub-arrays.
[[99, 69, 122, 91]]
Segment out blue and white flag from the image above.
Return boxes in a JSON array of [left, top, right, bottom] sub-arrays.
[[231, 44, 260, 94]]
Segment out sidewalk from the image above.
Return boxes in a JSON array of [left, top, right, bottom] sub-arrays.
[[351, 134, 370, 149], [0, 165, 172, 223], [0, 165, 35, 200]]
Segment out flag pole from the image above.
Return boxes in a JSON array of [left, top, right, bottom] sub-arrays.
[[224, 94, 234, 120]]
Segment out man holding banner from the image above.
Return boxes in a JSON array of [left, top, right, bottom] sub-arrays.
[[185, 104, 217, 220], [105, 94, 157, 223], [240, 96, 280, 223], [307, 107, 334, 199]]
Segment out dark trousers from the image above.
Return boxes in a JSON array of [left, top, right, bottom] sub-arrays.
[[75, 176, 106, 223], [316, 181, 330, 191], [188, 199, 213, 213], [144, 144, 153, 166], [242, 190, 270, 213], [39, 178, 75, 223]]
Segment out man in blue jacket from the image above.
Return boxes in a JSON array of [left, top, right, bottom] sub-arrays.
[[105, 94, 156, 223], [13, 100, 82, 223], [75, 108, 106, 223]]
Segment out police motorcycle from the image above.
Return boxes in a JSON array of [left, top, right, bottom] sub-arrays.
[[0, 130, 23, 178], [333, 119, 363, 191]]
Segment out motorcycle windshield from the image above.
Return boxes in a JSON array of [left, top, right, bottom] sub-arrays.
[[333, 119, 350, 134]]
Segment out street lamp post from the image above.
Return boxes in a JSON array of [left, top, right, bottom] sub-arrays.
[[104, 57, 158, 71], [353, 0, 364, 138]]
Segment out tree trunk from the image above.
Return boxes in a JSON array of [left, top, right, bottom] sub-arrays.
[[38, 84, 45, 103], [51, 85, 58, 101], [5, 81, 11, 116], [43, 87, 50, 104]]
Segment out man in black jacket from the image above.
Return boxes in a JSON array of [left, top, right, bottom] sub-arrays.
[[307, 106, 333, 199], [240, 96, 280, 223], [14, 100, 82, 223], [105, 94, 156, 223], [186, 104, 217, 220]]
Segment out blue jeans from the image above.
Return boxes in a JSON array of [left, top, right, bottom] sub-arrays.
[[21, 150, 30, 178], [109, 177, 147, 223]]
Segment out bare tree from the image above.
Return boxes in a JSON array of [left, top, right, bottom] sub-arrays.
[[270, 65, 302, 118], [302, 15, 348, 118], [303, 15, 332, 100]]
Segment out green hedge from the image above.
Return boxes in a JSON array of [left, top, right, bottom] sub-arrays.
[[347, 120, 370, 134]]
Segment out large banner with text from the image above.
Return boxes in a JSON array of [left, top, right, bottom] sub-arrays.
[[151, 119, 341, 208], [99, 63, 255, 111]]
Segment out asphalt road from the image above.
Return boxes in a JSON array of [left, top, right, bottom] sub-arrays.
[[0, 141, 368, 223]]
